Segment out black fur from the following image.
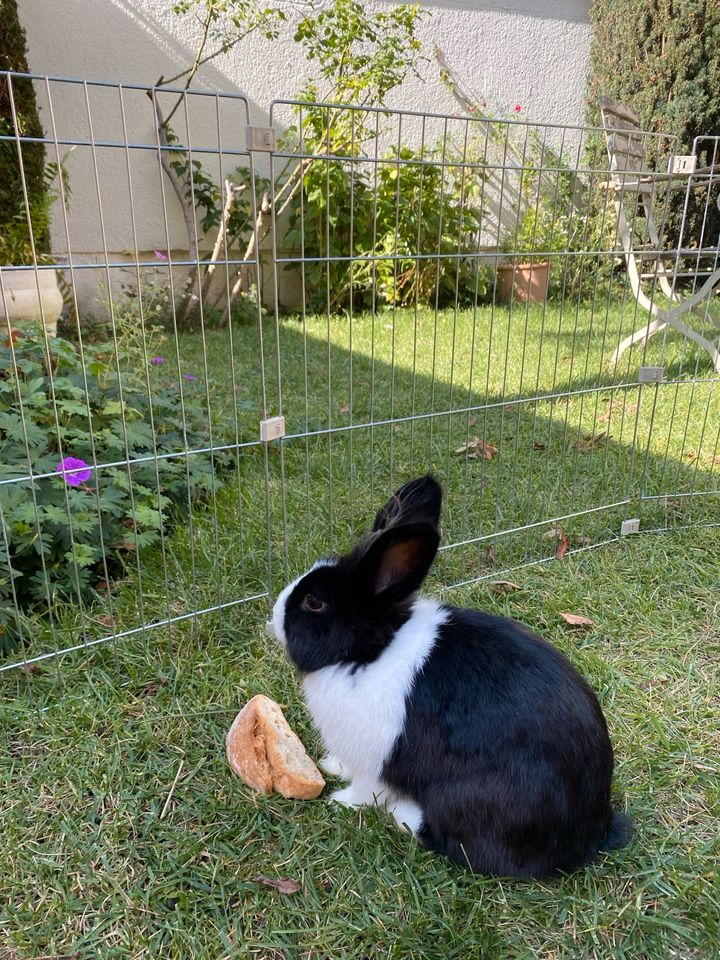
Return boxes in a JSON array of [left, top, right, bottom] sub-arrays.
[[381, 607, 629, 876], [280, 474, 630, 877], [282, 555, 416, 672], [372, 475, 443, 533]]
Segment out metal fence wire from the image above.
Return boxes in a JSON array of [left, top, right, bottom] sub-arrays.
[[1, 72, 718, 675]]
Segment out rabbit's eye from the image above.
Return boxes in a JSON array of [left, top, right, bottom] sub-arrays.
[[303, 593, 327, 613]]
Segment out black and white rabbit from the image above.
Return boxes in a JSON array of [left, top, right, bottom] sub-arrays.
[[269, 475, 630, 877]]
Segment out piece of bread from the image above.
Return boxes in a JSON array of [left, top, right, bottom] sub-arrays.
[[226, 694, 325, 800]]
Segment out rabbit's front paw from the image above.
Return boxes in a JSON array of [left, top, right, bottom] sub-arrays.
[[319, 754, 348, 779], [329, 786, 362, 808], [388, 798, 424, 834], [329, 778, 387, 809]]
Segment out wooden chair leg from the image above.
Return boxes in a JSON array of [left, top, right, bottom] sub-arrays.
[[609, 314, 720, 372], [667, 318, 720, 371], [608, 315, 669, 368]]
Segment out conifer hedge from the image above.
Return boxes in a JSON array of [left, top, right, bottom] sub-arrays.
[[586, 0, 720, 243], [0, 0, 48, 257]]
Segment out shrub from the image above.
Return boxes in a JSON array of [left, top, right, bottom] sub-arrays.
[[0, 324, 227, 652], [285, 155, 372, 313], [287, 143, 489, 312], [373, 147, 488, 308], [519, 160, 613, 302], [156, 0, 427, 323]]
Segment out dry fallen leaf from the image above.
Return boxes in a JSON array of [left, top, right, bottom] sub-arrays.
[[455, 438, 475, 455], [454, 437, 498, 461], [19, 663, 43, 675], [532, 441, 547, 450], [254, 876, 301, 895], [95, 614, 118, 628], [559, 612, 596, 628], [598, 401, 637, 423], [339, 403, 350, 414], [545, 528, 589, 549], [479, 441, 498, 460], [484, 544, 497, 566], [489, 580, 522, 593], [573, 431, 608, 452], [140, 677, 167, 698], [468, 417, 477, 427], [555, 533, 570, 560]]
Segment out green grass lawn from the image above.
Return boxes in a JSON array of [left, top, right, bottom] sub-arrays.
[[1, 302, 719, 957], [2, 533, 718, 959]]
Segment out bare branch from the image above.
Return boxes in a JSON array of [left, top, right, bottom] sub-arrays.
[[434, 44, 485, 117], [182, 179, 246, 325], [147, 90, 199, 270], [220, 190, 272, 326], [163, 5, 215, 127]]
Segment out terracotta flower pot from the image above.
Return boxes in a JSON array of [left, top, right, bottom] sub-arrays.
[[0, 267, 63, 337], [496, 261, 550, 304]]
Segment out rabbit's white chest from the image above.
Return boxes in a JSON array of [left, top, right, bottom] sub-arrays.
[[302, 599, 447, 780]]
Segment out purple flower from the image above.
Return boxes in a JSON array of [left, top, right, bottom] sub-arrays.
[[183, 374, 197, 381], [57, 456, 92, 487], [150, 355, 165, 365], [154, 250, 168, 260]]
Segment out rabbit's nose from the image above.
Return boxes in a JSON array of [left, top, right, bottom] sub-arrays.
[[265, 620, 276, 638]]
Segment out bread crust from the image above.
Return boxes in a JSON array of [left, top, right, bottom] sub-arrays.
[[226, 694, 325, 800]]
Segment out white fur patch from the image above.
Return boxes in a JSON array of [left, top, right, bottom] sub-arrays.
[[330, 778, 389, 808], [319, 754, 349, 779], [270, 558, 335, 647], [388, 797, 424, 834], [302, 597, 448, 784]]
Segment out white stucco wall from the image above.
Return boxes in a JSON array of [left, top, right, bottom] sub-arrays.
[[19, 0, 592, 313]]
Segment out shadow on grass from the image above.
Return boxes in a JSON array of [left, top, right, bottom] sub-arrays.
[[3, 302, 717, 669], [265, 307, 718, 577]]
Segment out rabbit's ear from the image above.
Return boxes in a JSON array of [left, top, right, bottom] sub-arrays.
[[372, 475, 442, 533], [356, 522, 439, 603]]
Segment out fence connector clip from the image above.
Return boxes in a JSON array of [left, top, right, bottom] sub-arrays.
[[667, 155, 697, 175], [638, 366, 664, 383], [246, 126, 276, 152], [620, 518, 640, 536], [260, 416, 285, 442]]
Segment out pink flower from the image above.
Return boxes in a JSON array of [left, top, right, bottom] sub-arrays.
[[154, 250, 168, 260], [183, 373, 197, 381], [57, 456, 92, 487], [514, 105, 522, 113], [150, 355, 165, 365]]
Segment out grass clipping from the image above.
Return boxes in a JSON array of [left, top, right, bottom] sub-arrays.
[[226, 694, 325, 800]]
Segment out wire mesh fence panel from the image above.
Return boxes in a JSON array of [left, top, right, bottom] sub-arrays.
[[1, 75, 718, 674], [0, 74, 276, 674], [266, 98, 719, 592]]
